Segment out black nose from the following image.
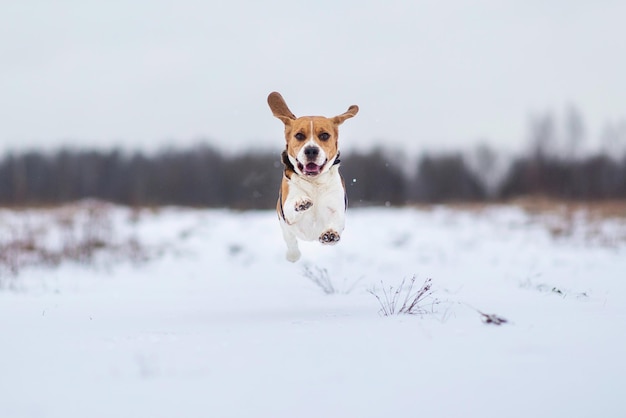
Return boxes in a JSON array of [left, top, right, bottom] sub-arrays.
[[304, 146, 319, 159]]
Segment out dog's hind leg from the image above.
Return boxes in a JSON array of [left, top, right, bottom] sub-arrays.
[[281, 222, 301, 262]]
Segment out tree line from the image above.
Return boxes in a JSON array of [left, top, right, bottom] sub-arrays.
[[1, 105, 624, 207], [0, 143, 624, 208]]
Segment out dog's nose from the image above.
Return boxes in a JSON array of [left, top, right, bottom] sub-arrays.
[[304, 146, 319, 159]]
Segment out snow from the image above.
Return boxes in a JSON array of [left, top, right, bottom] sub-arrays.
[[1, 204, 625, 418]]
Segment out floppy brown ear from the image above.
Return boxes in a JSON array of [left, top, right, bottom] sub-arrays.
[[332, 105, 359, 125], [267, 92, 296, 124]]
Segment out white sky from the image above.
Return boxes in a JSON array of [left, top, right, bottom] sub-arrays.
[[1, 0, 624, 155]]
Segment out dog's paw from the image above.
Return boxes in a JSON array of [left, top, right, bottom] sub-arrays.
[[286, 249, 301, 263], [295, 198, 313, 212], [319, 229, 340, 245]]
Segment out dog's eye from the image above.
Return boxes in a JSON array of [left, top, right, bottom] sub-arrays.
[[319, 132, 330, 141], [294, 133, 306, 141]]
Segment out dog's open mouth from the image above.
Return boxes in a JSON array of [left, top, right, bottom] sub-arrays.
[[298, 162, 324, 176]]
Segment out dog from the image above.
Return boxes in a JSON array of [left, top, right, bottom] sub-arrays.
[[267, 92, 359, 262]]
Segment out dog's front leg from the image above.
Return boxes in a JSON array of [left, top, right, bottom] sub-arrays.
[[282, 192, 313, 226], [317, 175, 346, 245], [281, 189, 311, 262], [319, 206, 345, 245]]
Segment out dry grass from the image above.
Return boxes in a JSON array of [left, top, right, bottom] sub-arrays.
[[302, 265, 363, 295], [0, 200, 148, 286], [412, 197, 626, 246], [510, 197, 626, 219], [369, 277, 438, 316], [412, 197, 626, 219], [509, 197, 626, 245]]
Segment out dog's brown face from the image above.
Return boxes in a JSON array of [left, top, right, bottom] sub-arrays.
[[268, 92, 358, 177]]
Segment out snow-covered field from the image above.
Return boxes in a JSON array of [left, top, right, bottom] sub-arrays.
[[1, 202, 625, 418]]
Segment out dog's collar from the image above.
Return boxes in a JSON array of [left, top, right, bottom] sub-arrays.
[[333, 150, 341, 165], [281, 150, 296, 179], [281, 149, 341, 179]]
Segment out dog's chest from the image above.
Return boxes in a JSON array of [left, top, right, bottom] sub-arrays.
[[291, 171, 341, 199], [286, 170, 345, 238]]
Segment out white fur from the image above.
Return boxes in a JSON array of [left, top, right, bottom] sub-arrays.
[[280, 164, 345, 262], [296, 139, 327, 167], [289, 121, 329, 177]]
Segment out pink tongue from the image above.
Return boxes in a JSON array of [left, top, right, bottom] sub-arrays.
[[305, 163, 320, 174]]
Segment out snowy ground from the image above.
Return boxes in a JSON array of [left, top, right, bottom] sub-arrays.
[[1, 202, 625, 418]]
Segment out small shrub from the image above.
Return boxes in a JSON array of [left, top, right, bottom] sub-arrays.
[[478, 311, 508, 325], [0, 202, 149, 284], [369, 276, 438, 316], [302, 265, 363, 295], [303, 265, 336, 295]]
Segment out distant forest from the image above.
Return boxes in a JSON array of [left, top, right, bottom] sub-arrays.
[[1, 145, 624, 208], [1, 111, 625, 208]]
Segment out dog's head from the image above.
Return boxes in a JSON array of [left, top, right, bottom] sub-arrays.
[[268, 92, 358, 177]]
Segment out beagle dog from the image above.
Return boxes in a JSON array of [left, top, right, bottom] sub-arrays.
[[268, 92, 359, 262]]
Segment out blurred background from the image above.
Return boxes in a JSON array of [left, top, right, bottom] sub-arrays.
[[1, 0, 625, 207]]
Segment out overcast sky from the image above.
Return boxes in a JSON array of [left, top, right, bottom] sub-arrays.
[[1, 0, 624, 155]]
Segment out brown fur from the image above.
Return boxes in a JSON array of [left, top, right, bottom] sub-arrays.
[[268, 91, 359, 261], [267, 91, 358, 171], [268, 92, 358, 219]]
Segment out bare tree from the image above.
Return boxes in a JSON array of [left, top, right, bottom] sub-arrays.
[[528, 112, 557, 160], [601, 120, 626, 161], [564, 104, 586, 160], [466, 143, 506, 199]]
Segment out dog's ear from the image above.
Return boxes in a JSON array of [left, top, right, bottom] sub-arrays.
[[268, 92, 296, 124], [332, 105, 359, 125]]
